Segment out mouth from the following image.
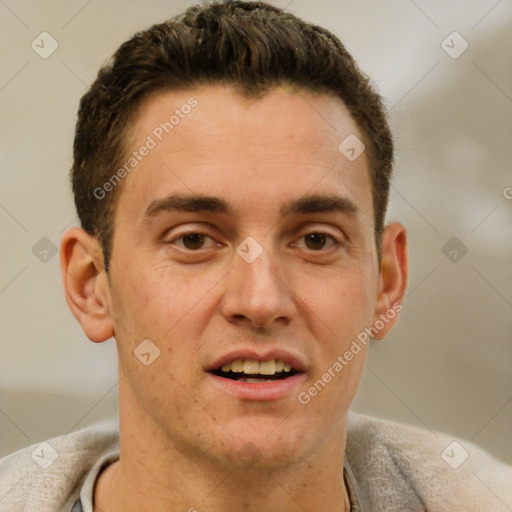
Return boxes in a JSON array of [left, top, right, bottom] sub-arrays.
[[211, 359, 298, 383], [206, 352, 306, 401]]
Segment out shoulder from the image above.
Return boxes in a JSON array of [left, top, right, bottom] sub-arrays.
[[0, 421, 119, 512], [346, 412, 512, 512]]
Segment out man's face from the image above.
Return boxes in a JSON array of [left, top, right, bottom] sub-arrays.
[[106, 86, 381, 467]]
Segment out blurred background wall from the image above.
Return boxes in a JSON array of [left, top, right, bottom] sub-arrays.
[[1, 0, 511, 465]]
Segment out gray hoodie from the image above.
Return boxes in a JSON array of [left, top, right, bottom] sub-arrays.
[[1, 413, 510, 511]]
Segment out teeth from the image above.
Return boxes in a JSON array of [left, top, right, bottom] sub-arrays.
[[243, 360, 260, 375], [259, 360, 276, 375], [231, 359, 243, 372], [219, 359, 294, 375]]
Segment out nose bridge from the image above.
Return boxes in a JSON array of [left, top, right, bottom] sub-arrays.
[[242, 243, 279, 295], [222, 236, 295, 328]]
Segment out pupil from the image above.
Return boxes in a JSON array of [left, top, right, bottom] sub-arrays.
[[183, 233, 205, 250], [305, 233, 326, 250]]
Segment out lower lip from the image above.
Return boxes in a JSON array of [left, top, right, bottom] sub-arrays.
[[207, 372, 305, 401]]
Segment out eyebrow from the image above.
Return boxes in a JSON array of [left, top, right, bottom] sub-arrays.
[[143, 193, 358, 221], [144, 194, 230, 219], [279, 194, 358, 217]]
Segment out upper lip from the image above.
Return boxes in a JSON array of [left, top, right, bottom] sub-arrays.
[[208, 348, 307, 373]]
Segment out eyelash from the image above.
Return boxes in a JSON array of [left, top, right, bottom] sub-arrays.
[[293, 231, 340, 251], [171, 232, 221, 250], [167, 230, 342, 252]]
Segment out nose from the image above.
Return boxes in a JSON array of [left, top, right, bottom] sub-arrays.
[[219, 242, 296, 330]]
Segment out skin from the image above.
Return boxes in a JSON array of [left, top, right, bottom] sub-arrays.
[[61, 86, 408, 512]]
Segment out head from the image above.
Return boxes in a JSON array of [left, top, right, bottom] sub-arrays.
[[62, 1, 407, 471], [71, 0, 393, 271]]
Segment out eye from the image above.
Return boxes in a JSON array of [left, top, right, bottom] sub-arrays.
[[182, 233, 205, 250], [296, 232, 339, 251], [171, 232, 218, 251], [304, 232, 328, 250]]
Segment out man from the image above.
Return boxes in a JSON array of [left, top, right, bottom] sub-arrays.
[[0, 1, 510, 511]]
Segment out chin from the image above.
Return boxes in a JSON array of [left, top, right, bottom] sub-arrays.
[[213, 418, 320, 470]]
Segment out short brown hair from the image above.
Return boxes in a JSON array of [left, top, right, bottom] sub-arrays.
[[71, 0, 393, 270]]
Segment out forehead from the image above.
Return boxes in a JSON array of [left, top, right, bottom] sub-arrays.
[[117, 85, 373, 224], [132, 85, 361, 157]]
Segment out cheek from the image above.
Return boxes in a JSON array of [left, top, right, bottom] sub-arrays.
[[109, 263, 216, 368], [113, 265, 193, 325], [297, 264, 377, 343]]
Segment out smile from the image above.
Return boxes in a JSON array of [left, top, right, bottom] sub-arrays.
[[207, 351, 306, 401], [212, 359, 297, 383]]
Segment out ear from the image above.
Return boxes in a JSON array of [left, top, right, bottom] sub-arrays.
[[60, 227, 114, 343], [372, 222, 409, 340]]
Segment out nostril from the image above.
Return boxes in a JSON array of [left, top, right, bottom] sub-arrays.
[[231, 314, 264, 328]]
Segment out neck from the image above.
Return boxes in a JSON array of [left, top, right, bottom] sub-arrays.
[[95, 391, 351, 512]]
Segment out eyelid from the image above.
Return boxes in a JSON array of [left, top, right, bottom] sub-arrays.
[[293, 231, 340, 249], [296, 222, 346, 240], [175, 234, 217, 248], [162, 222, 346, 250], [163, 221, 215, 237], [163, 224, 221, 248]]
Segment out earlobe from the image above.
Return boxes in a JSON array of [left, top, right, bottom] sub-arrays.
[[372, 223, 409, 340], [60, 227, 114, 343]]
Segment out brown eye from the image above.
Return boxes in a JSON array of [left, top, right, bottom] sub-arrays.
[[304, 233, 328, 250], [182, 233, 205, 250]]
